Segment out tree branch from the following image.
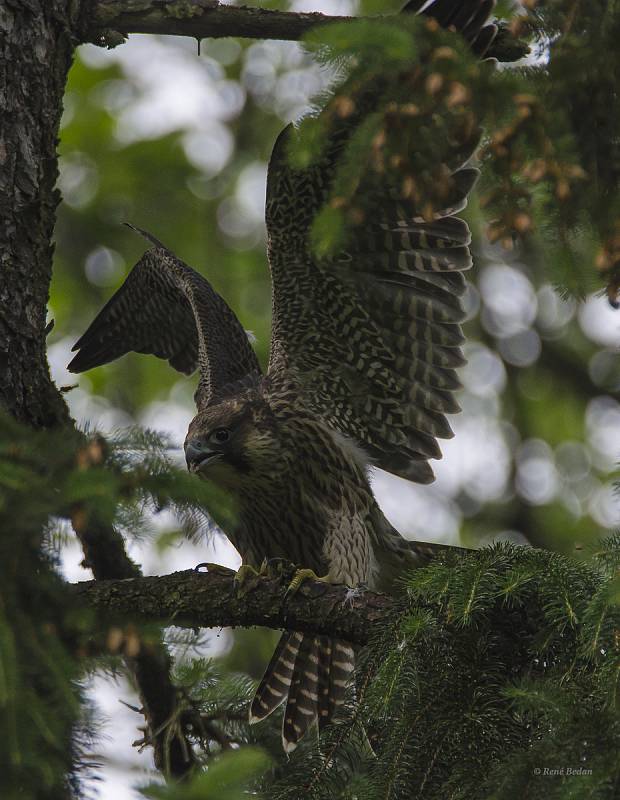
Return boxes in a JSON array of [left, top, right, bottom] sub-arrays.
[[71, 565, 396, 645], [84, 1, 351, 43], [69, 449, 198, 778], [83, 1, 527, 62]]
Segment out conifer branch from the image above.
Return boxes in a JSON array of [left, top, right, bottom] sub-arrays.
[[71, 565, 396, 645], [69, 444, 198, 777]]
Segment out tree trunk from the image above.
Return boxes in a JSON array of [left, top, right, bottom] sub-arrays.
[[0, 2, 198, 779], [0, 0, 76, 428]]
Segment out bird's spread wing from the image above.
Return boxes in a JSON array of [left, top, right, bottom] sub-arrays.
[[68, 227, 260, 407], [266, 0, 496, 483]]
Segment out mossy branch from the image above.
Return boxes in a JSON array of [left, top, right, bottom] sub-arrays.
[[71, 565, 396, 645]]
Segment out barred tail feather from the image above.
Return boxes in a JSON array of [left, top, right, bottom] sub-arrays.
[[315, 636, 356, 733], [249, 630, 302, 723], [282, 635, 320, 752], [250, 632, 355, 752], [327, 640, 355, 720], [283, 636, 355, 751], [317, 635, 332, 729]]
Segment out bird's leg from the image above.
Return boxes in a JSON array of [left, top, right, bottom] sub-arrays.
[[233, 560, 267, 596], [234, 561, 264, 582], [286, 568, 331, 597], [235, 558, 295, 596]]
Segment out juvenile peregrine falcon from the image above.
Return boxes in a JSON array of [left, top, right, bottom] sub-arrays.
[[69, 0, 497, 751]]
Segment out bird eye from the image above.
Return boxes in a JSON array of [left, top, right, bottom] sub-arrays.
[[212, 428, 230, 443]]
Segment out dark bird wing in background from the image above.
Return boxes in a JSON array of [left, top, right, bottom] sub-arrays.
[[265, 0, 496, 484], [68, 226, 260, 407]]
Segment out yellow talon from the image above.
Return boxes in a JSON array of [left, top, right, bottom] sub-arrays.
[[233, 561, 267, 596], [286, 568, 330, 597], [234, 562, 262, 582]]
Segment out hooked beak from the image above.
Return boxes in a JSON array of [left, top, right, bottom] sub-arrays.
[[184, 440, 222, 473]]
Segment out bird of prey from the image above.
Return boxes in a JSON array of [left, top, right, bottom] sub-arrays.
[[69, 0, 497, 752]]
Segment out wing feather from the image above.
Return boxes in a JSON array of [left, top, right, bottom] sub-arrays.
[[69, 228, 260, 407], [69, 254, 199, 375], [266, 0, 496, 482]]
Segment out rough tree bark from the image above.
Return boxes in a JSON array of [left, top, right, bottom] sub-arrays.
[[72, 566, 397, 646], [1, 6, 81, 795], [0, 0, 74, 427], [86, 0, 350, 42], [0, 1, 197, 779]]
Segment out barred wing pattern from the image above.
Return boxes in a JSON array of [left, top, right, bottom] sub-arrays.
[[68, 228, 260, 406], [266, 0, 496, 483]]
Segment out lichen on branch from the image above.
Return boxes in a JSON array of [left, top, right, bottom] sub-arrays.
[[71, 564, 396, 645]]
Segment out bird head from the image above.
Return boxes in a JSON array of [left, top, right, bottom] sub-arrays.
[[184, 394, 280, 490]]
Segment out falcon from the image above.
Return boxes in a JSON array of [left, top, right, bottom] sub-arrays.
[[68, 0, 497, 752]]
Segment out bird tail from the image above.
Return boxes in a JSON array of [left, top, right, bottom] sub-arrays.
[[249, 631, 355, 752]]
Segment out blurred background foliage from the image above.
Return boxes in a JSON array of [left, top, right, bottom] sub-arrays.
[[39, 0, 620, 794]]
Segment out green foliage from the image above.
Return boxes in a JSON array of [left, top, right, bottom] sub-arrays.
[[289, 3, 620, 301], [105, 427, 239, 537], [266, 542, 620, 799], [5, 404, 613, 798], [293, 15, 495, 258], [305, 19, 420, 65], [172, 658, 258, 753], [0, 415, 88, 799], [141, 747, 270, 800], [0, 414, 246, 795], [483, 0, 620, 299]]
